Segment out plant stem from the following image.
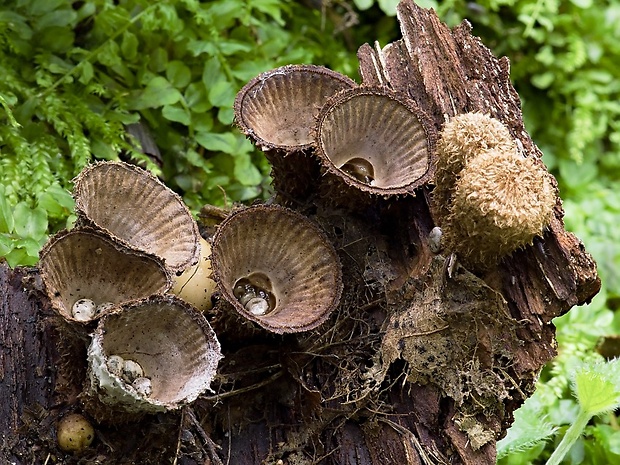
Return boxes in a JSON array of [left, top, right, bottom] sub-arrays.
[[546, 409, 592, 465]]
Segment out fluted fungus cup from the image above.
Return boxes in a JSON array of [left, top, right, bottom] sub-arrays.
[[86, 294, 222, 416], [39, 227, 171, 325], [211, 205, 343, 333], [73, 161, 201, 273], [315, 87, 436, 197], [234, 65, 357, 203], [234, 64, 357, 151]]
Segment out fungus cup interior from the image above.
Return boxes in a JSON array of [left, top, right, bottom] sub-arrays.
[[212, 205, 343, 333], [234, 65, 356, 150], [96, 296, 221, 406], [73, 161, 200, 273], [316, 89, 434, 193], [39, 228, 171, 322]]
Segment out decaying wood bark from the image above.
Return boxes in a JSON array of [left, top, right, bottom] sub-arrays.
[[1, 2, 600, 464]]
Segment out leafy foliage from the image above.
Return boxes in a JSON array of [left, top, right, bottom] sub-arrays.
[[0, 0, 371, 266]]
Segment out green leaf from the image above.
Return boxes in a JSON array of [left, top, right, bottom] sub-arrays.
[[162, 104, 191, 125], [91, 138, 119, 160], [353, 0, 374, 10], [0, 234, 13, 257], [207, 80, 236, 108], [192, 112, 214, 132], [185, 83, 211, 112], [0, 186, 15, 234], [121, 31, 139, 60], [195, 132, 238, 154], [496, 394, 557, 459], [573, 360, 620, 416], [202, 57, 223, 89], [29, 0, 67, 16], [13, 203, 48, 242], [234, 152, 263, 186], [78, 60, 94, 85], [128, 77, 182, 110], [188, 40, 216, 56], [217, 40, 252, 55], [570, 0, 593, 8], [217, 106, 234, 125], [36, 8, 77, 29], [38, 26, 75, 53], [5, 244, 39, 268], [378, 0, 399, 15], [531, 71, 555, 89], [166, 61, 192, 89], [37, 184, 74, 218], [149, 47, 168, 73]]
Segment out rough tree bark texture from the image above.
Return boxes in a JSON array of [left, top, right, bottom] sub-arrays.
[[1, 2, 600, 464]]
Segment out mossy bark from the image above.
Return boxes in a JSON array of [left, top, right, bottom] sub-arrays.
[[0, 2, 600, 464]]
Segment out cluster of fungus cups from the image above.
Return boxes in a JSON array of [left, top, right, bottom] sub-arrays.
[[38, 161, 222, 424], [433, 113, 556, 270], [234, 65, 437, 208]]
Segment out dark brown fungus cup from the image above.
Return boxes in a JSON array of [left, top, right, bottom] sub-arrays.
[[211, 205, 343, 334], [39, 227, 171, 325], [315, 87, 437, 199], [73, 161, 200, 273], [234, 65, 357, 203]]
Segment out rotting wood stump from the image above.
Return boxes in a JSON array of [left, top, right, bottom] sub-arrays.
[[1, 1, 600, 464]]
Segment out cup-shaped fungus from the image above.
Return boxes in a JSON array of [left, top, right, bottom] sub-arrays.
[[433, 112, 517, 222], [73, 161, 200, 273], [86, 294, 222, 415], [443, 149, 556, 270], [234, 65, 357, 204], [211, 205, 343, 333], [315, 87, 436, 197], [39, 227, 171, 324], [234, 64, 357, 151]]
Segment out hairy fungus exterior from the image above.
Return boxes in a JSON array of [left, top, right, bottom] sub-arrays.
[[211, 205, 343, 333], [73, 161, 201, 273], [444, 149, 556, 269], [434, 112, 517, 221], [315, 87, 436, 197]]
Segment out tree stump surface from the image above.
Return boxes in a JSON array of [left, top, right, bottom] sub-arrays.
[[1, 2, 600, 464]]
